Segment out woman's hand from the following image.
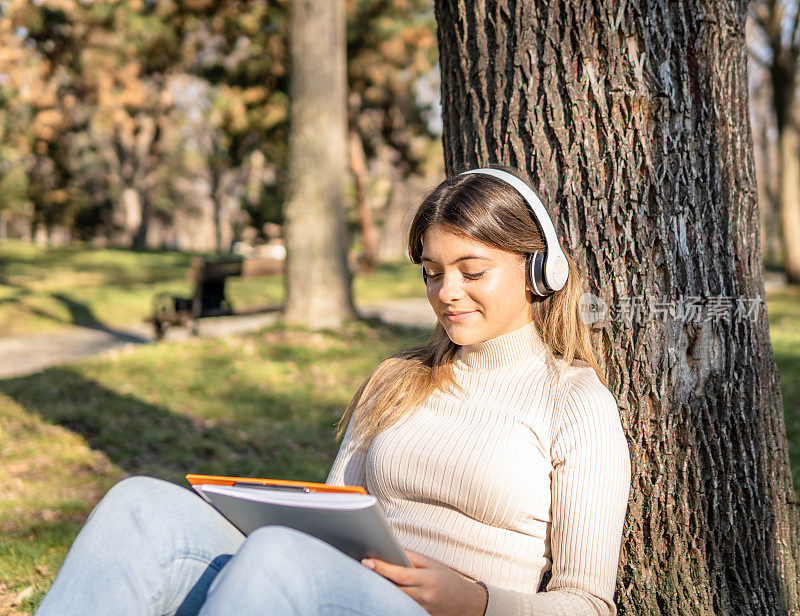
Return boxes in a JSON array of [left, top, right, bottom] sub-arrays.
[[361, 550, 488, 616]]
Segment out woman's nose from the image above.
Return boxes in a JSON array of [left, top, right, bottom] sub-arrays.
[[438, 272, 465, 303]]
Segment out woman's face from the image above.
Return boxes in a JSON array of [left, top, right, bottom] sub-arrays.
[[421, 224, 532, 346]]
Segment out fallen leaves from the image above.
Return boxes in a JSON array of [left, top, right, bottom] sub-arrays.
[[13, 584, 34, 605]]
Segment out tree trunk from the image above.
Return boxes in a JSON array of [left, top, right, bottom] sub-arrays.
[[778, 122, 800, 283], [349, 130, 378, 272], [757, 153, 773, 267], [755, 111, 780, 268], [434, 2, 800, 615], [763, 4, 800, 285], [750, 72, 781, 270], [131, 195, 150, 251], [283, 0, 356, 328], [377, 171, 440, 263]]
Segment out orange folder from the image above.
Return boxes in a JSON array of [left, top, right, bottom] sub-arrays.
[[186, 473, 367, 495]]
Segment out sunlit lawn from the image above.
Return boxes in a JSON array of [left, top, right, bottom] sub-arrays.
[[0, 240, 424, 337], [0, 319, 428, 614]]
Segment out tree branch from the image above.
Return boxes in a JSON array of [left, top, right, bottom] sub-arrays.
[[790, 1, 800, 58], [751, 0, 782, 44]]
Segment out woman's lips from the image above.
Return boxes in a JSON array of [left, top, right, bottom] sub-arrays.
[[444, 311, 476, 322]]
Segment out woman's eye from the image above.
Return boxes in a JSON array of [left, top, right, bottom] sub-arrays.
[[463, 271, 487, 280], [423, 270, 487, 281]]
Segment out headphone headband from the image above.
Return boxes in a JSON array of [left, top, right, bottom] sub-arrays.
[[459, 168, 569, 294]]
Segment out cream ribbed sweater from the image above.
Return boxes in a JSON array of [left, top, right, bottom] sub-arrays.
[[325, 321, 631, 616]]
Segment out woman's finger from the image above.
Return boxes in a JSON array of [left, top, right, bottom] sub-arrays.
[[362, 558, 420, 586], [404, 550, 442, 568]]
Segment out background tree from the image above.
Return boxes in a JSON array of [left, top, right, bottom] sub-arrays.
[[0, 0, 290, 249], [749, 0, 800, 283], [747, 29, 782, 268], [0, 0, 78, 243], [346, 0, 440, 266], [282, 0, 356, 328], [435, 1, 799, 614], [0, 0, 441, 255]]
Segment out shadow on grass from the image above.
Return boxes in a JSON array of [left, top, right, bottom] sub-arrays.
[[0, 282, 150, 341], [0, 365, 347, 487], [51, 293, 149, 344], [0, 317, 432, 487], [773, 348, 800, 499]]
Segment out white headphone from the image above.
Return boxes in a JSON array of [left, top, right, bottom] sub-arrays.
[[459, 168, 569, 296]]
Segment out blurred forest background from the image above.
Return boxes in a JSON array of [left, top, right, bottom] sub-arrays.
[[0, 0, 798, 283], [0, 0, 442, 266]]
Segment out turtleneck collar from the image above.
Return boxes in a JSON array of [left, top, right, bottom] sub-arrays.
[[453, 321, 549, 371]]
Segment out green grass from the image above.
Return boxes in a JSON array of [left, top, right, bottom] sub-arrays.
[[0, 319, 429, 613], [765, 285, 800, 497], [0, 240, 424, 336]]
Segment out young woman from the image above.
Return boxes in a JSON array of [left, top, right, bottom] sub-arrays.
[[35, 166, 631, 616]]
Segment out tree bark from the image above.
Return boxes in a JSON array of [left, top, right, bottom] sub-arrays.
[[434, 2, 800, 615], [283, 0, 356, 328]]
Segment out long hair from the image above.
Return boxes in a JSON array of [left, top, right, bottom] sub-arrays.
[[335, 165, 604, 446]]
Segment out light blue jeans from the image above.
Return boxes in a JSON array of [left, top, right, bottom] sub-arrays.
[[35, 476, 430, 616]]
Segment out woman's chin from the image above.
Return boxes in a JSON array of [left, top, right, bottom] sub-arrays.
[[441, 322, 479, 346]]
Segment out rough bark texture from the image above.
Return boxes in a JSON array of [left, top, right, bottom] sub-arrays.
[[283, 0, 356, 328], [434, 1, 800, 614]]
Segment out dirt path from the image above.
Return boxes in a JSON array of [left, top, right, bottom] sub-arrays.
[[0, 299, 437, 379]]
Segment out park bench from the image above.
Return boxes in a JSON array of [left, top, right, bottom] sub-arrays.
[[150, 255, 283, 339]]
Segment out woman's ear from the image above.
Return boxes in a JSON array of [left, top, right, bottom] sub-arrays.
[[524, 254, 534, 295]]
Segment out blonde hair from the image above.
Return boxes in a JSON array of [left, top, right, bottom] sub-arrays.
[[335, 166, 604, 446]]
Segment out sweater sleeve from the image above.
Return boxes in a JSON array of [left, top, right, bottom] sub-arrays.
[[325, 411, 369, 490], [483, 369, 632, 616]]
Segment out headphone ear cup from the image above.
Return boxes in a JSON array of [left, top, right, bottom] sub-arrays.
[[525, 254, 535, 291], [527, 252, 550, 297]]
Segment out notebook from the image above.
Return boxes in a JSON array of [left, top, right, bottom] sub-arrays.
[[186, 474, 412, 567]]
